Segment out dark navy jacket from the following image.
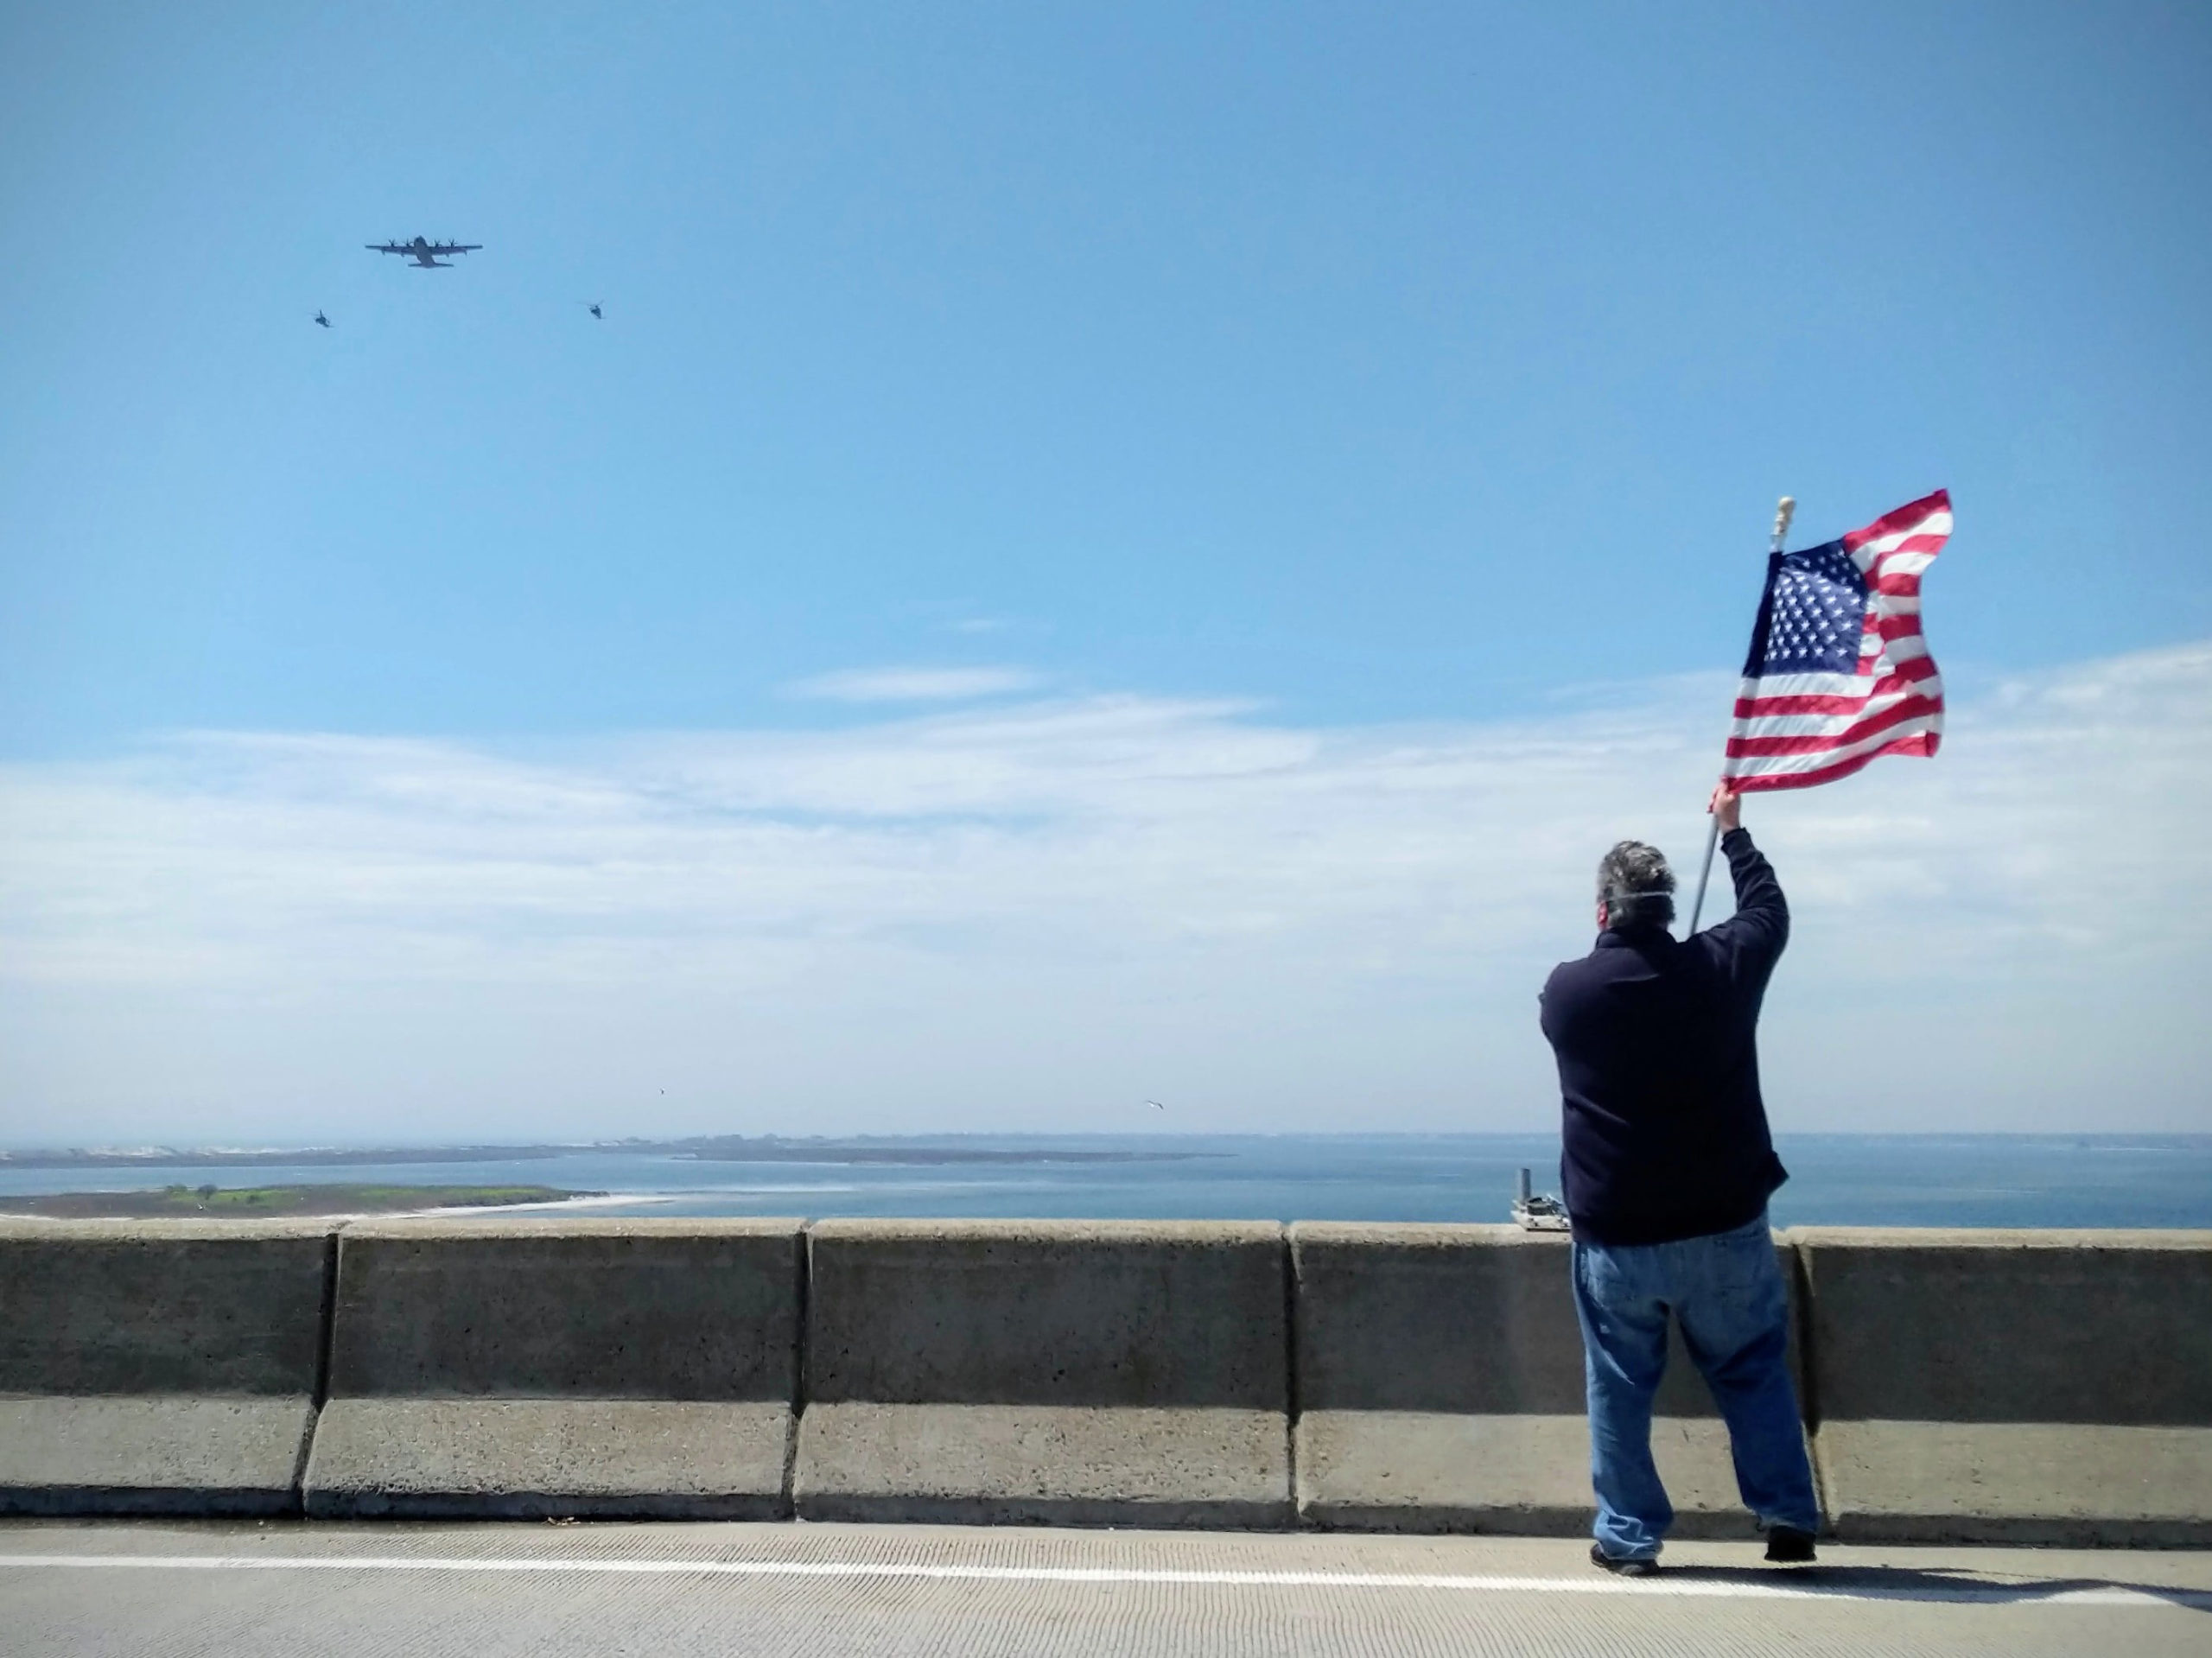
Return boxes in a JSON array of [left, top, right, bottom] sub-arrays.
[[1539, 829, 1789, 1246]]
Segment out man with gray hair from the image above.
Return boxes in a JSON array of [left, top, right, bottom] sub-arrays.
[[1539, 783, 1819, 1574]]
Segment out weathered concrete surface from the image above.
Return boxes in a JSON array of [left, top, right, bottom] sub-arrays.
[[303, 1218, 801, 1519], [1797, 1229, 2212, 1424], [0, 1221, 332, 1515], [0, 1398, 313, 1515], [318, 1219, 801, 1400], [1798, 1229, 2212, 1545], [1290, 1223, 1807, 1534], [798, 1219, 1290, 1525], [306, 1400, 791, 1518], [1296, 1411, 1761, 1536], [798, 1402, 1289, 1526], [1815, 1421, 2212, 1547]]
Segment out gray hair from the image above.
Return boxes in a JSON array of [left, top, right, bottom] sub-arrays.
[[1597, 840, 1675, 931]]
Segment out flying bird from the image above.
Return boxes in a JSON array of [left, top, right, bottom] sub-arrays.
[[1146, 1099, 1166, 1110], [587, 302, 603, 320], [313, 311, 331, 328]]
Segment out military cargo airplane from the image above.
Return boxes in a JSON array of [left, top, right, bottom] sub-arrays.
[[314, 310, 331, 328], [367, 236, 482, 269]]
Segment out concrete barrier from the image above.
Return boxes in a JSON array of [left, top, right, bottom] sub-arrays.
[[0, 1219, 334, 1515], [302, 1218, 802, 1518], [11, 1212, 2205, 1540], [795, 1219, 1291, 1527], [1290, 1223, 1808, 1535], [1797, 1228, 2212, 1546]]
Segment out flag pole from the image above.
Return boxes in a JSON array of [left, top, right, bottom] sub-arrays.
[[1686, 494, 1796, 935]]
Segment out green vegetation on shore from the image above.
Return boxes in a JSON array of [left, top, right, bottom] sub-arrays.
[[0, 1184, 597, 1219]]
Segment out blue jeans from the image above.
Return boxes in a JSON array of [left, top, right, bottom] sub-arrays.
[[1570, 1210, 1819, 1560]]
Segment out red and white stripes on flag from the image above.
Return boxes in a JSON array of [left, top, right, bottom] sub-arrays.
[[1722, 489, 1953, 792]]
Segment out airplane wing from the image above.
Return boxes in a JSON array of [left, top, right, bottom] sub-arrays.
[[424, 244, 481, 256], [366, 243, 407, 254]]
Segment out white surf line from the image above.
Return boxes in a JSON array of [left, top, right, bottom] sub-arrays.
[[407, 1192, 679, 1218], [0, 1555, 2201, 1609]]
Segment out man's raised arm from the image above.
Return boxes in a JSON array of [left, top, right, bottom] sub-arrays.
[[1701, 781, 1789, 969]]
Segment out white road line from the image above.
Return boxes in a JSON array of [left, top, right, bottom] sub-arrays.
[[0, 1554, 2202, 1609]]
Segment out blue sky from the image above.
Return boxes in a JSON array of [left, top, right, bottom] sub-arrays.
[[3, 3, 2208, 1141]]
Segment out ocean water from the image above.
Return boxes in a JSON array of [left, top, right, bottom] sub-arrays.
[[3, 1134, 2209, 1228]]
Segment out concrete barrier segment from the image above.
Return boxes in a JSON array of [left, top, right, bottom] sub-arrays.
[[1796, 1228, 2212, 1545], [1289, 1223, 1808, 1535], [13, 1215, 2203, 1539], [796, 1219, 1291, 1526], [302, 1218, 803, 1519], [1793, 1228, 2212, 1425], [0, 1220, 334, 1515]]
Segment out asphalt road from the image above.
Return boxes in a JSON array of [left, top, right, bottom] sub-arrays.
[[5, 1519, 2209, 1658]]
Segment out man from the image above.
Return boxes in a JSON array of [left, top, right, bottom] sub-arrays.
[[1538, 782, 1820, 1575]]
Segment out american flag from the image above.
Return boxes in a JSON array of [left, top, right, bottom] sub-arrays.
[[1722, 489, 1952, 791]]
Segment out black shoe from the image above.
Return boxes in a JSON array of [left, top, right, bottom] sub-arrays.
[[1764, 1525, 1817, 1564], [1590, 1543, 1661, 1578]]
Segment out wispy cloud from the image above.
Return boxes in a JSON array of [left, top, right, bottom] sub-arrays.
[[782, 665, 1042, 702], [2, 643, 2205, 1141]]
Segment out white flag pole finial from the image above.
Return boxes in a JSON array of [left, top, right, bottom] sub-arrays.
[[1685, 495, 1794, 936]]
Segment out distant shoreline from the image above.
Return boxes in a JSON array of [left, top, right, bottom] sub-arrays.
[[0, 1184, 600, 1219], [0, 1137, 1224, 1171]]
